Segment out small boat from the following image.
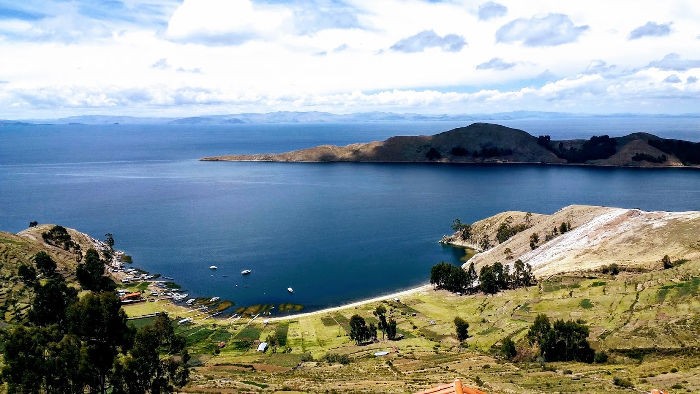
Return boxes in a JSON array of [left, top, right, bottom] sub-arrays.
[[209, 265, 217, 270], [241, 269, 251, 275], [287, 287, 294, 293]]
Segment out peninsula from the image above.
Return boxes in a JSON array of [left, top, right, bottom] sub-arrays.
[[202, 122, 700, 168]]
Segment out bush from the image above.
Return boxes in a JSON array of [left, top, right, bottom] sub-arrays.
[[324, 353, 350, 365], [500, 337, 517, 360], [612, 376, 634, 388], [594, 351, 608, 364], [300, 353, 313, 362], [601, 263, 620, 275]]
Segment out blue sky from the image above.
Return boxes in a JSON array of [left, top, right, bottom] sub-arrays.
[[0, 0, 699, 118]]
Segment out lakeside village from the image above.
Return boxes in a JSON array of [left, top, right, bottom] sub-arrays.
[[102, 245, 237, 324]]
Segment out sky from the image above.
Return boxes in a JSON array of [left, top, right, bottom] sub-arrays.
[[0, 0, 699, 118]]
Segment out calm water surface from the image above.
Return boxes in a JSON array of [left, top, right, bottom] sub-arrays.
[[1, 120, 698, 313]]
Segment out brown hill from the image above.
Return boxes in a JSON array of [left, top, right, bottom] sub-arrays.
[[442, 205, 700, 277], [202, 122, 700, 168]]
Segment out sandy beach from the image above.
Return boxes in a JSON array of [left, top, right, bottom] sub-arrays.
[[269, 283, 434, 322]]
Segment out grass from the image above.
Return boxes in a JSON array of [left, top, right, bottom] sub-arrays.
[[132, 259, 700, 393], [580, 299, 594, 309]]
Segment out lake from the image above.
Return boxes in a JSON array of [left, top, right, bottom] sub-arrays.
[[1, 118, 699, 313]]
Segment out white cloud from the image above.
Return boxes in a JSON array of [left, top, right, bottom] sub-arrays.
[[629, 21, 672, 40], [478, 2, 507, 21], [476, 58, 516, 70], [390, 30, 466, 53], [165, 0, 292, 44], [496, 14, 589, 47], [648, 53, 700, 71]]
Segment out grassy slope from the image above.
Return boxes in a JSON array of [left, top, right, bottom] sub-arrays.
[[179, 258, 699, 393], [0, 224, 106, 322]]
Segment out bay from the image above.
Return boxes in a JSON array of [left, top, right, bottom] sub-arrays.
[[1, 119, 698, 313]]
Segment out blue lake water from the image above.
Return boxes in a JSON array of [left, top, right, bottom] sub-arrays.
[[1, 119, 699, 313]]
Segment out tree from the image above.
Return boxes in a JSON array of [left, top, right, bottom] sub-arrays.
[[17, 264, 37, 286], [559, 221, 571, 234], [527, 314, 552, 348], [529, 233, 539, 250], [451, 219, 472, 241], [479, 234, 491, 250], [111, 314, 188, 394], [29, 220, 38, 227], [492, 262, 509, 290], [662, 255, 673, 269], [374, 305, 387, 339], [501, 337, 517, 360], [76, 248, 114, 292], [430, 262, 468, 293], [465, 262, 477, 293], [386, 319, 398, 340], [34, 251, 57, 277], [104, 233, 115, 249], [454, 317, 469, 342], [30, 277, 78, 327], [479, 265, 499, 294], [527, 314, 594, 363], [426, 147, 442, 160], [349, 315, 372, 345], [1, 326, 46, 393], [67, 292, 132, 393], [513, 259, 535, 288]]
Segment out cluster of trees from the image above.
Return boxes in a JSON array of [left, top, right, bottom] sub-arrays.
[[449, 145, 514, 158], [537, 135, 617, 163], [2, 251, 189, 393], [348, 306, 400, 345], [527, 314, 595, 363], [632, 153, 667, 163], [430, 260, 535, 295], [648, 138, 700, 165], [348, 315, 377, 345], [451, 218, 472, 241], [496, 216, 530, 244], [77, 248, 115, 292], [42, 225, 80, 252]]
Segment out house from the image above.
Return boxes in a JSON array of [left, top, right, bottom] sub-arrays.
[[257, 342, 268, 352]]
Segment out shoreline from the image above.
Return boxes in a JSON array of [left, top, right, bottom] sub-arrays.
[[269, 283, 434, 322]]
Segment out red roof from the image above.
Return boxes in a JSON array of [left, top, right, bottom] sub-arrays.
[[415, 379, 486, 394]]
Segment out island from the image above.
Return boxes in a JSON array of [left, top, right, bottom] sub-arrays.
[[202, 122, 700, 168]]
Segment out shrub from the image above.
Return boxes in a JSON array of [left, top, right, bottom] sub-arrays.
[[601, 263, 620, 275], [324, 353, 350, 364], [612, 376, 634, 388], [580, 299, 594, 309], [594, 351, 608, 364]]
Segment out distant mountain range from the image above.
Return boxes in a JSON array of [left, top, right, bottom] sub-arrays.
[[3, 111, 700, 125], [202, 122, 700, 168]]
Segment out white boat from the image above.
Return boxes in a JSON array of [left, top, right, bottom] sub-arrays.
[[241, 269, 251, 275], [287, 287, 294, 293], [209, 265, 217, 270], [209, 296, 220, 302]]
